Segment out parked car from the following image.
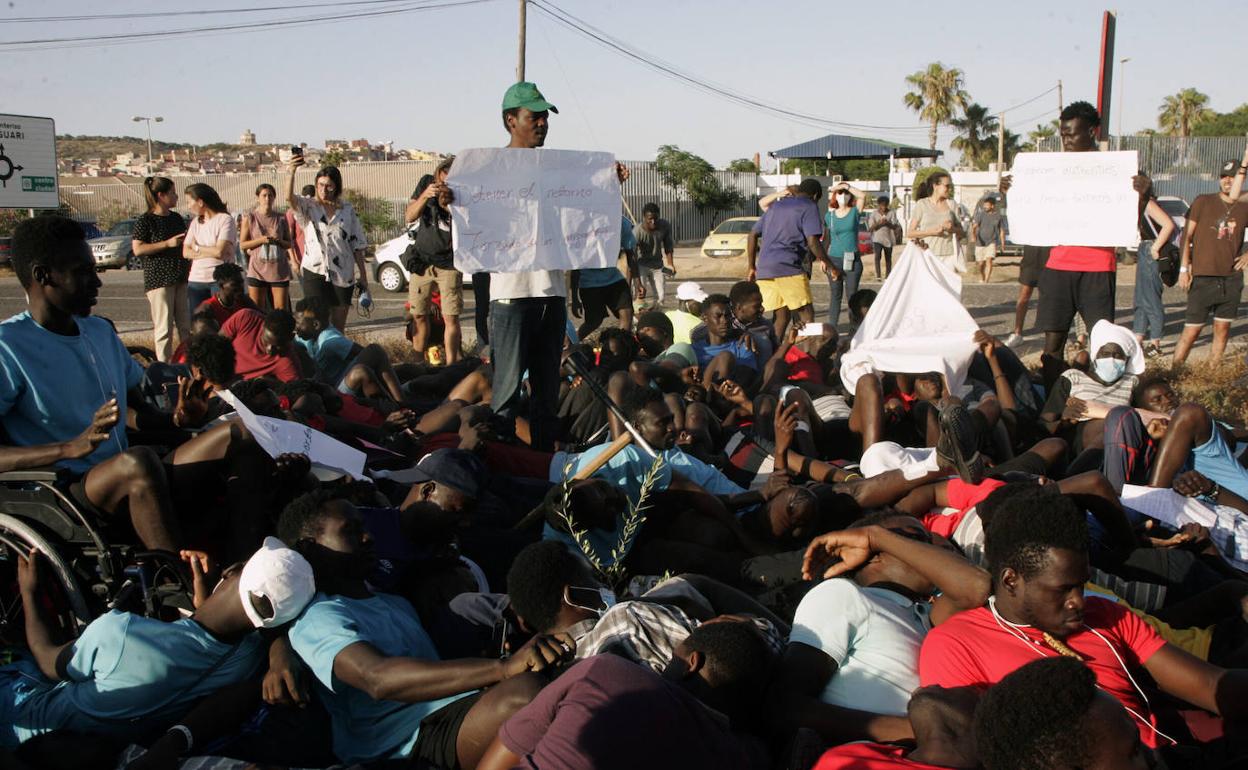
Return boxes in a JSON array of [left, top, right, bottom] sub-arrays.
[[700, 217, 758, 258], [373, 224, 471, 293], [87, 219, 138, 271]]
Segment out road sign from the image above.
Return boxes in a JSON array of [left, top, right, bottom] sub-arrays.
[[0, 114, 58, 210]]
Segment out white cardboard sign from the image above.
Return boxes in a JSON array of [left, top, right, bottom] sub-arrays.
[[0, 114, 59, 210], [1005, 150, 1139, 247], [218, 390, 366, 479], [447, 147, 622, 273]]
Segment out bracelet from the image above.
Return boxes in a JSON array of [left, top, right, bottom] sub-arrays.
[[799, 457, 812, 478], [994, 373, 1009, 379], [167, 724, 193, 753], [842, 472, 864, 482], [1179, 265, 1189, 273], [1205, 481, 1221, 500]]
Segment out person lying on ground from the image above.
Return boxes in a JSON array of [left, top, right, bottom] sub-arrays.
[[278, 492, 576, 769], [771, 510, 989, 745]]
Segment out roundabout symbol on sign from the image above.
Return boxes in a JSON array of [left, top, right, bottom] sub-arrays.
[[0, 144, 24, 188]]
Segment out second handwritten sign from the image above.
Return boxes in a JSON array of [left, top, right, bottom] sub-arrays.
[[447, 147, 622, 273]]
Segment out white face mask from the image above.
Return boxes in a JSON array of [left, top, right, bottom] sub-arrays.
[[835, 193, 849, 206]]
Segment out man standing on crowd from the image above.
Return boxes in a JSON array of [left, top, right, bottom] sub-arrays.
[[633, 202, 675, 307], [486, 82, 628, 452], [970, 195, 1005, 284], [1172, 150, 1248, 365], [405, 157, 463, 364], [747, 179, 838, 340], [1017, 102, 1150, 363]]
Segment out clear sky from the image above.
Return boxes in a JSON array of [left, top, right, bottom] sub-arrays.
[[2, 0, 1243, 167]]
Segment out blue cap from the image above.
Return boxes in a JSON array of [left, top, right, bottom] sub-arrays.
[[408, 448, 484, 498]]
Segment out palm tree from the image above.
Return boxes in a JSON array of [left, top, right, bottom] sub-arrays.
[[950, 103, 998, 169], [1157, 88, 1214, 137], [903, 63, 970, 150], [994, 129, 1024, 167], [1026, 120, 1058, 150]]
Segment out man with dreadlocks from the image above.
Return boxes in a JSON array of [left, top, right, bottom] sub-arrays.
[[919, 491, 1248, 756]]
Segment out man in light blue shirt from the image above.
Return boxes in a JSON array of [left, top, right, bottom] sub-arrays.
[[294, 295, 406, 402], [279, 492, 575, 768], [0, 536, 315, 749], [569, 215, 636, 340], [0, 216, 270, 555]]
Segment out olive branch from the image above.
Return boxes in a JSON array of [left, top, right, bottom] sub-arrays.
[[554, 452, 666, 591]]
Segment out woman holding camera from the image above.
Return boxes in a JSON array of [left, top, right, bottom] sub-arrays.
[[240, 183, 292, 311], [285, 155, 369, 330]]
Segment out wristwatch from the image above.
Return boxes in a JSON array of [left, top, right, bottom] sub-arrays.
[[1179, 265, 1189, 273]]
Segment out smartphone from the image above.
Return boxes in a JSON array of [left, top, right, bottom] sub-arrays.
[[290, 146, 303, 156], [798, 322, 824, 338]]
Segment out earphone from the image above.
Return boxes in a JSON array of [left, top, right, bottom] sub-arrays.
[[987, 596, 1178, 746]]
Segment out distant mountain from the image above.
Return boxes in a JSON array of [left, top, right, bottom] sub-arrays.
[[56, 135, 288, 161]]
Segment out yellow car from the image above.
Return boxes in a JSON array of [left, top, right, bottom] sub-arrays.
[[700, 216, 758, 258]]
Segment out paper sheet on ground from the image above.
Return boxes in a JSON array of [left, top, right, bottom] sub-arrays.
[[839, 242, 978, 396], [218, 390, 366, 478], [1005, 151, 1139, 247], [1122, 484, 1248, 571], [447, 147, 622, 273]]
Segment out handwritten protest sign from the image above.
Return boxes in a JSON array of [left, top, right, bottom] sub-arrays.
[[218, 391, 366, 479], [447, 148, 622, 272], [1005, 150, 1139, 247]]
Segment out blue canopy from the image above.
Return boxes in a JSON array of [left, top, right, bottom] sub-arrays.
[[770, 134, 941, 161]]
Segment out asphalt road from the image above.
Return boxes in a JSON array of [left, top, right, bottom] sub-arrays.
[[0, 260, 1239, 361]]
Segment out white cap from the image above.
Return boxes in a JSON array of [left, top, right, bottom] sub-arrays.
[[676, 282, 708, 302], [238, 537, 316, 629]]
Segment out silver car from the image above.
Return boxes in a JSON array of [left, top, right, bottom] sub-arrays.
[[87, 219, 138, 271]]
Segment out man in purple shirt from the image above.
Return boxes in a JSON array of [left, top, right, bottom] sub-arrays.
[[747, 179, 838, 340], [477, 620, 771, 770]]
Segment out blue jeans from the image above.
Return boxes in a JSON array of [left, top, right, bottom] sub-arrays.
[[827, 254, 863, 328], [489, 297, 566, 452], [1132, 240, 1164, 342], [187, 281, 215, 313]]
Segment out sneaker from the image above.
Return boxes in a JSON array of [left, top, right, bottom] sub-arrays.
[[936, 404, 985, 484], [1005, 332, 1023, 348], [1145, 342, 1163, 359]]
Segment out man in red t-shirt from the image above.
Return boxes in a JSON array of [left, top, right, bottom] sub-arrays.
[[221, 307, 302, 382], [919, 492, 1248, 751], [1015, 102, 1152, 362]]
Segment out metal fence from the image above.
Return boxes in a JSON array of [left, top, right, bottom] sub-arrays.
[[57, 160, 762, 245], [1035, 134, 1243, 204]]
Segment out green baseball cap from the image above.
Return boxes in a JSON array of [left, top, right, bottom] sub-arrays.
[[502, 81, 558, 114]]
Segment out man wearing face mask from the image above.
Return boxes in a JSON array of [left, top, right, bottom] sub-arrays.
[[1039, 320, 1145, 458]]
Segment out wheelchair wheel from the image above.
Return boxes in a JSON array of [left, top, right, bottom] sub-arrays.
[[0, 513, 92, 644]]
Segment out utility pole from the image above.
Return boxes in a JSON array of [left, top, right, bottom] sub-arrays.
[[997, 112, 1006, 188], [516, 0, 526, 82], [1116, 57, 1131, 149], [132, 115, 163, 168], [1057, 80, 1063, 115]]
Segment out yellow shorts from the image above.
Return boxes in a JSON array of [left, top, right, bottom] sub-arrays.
[[758, 273, 813, 312]]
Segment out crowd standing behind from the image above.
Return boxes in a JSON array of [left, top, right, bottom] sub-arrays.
[[4, 93, 1248, 770]]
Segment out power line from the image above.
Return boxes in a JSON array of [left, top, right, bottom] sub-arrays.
[[998, 85, 1060, 115], [1, 0, 414, 23], [0, 0, 493, 51], [530, 0, 1060, 142]]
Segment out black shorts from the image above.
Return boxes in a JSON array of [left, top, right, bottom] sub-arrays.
[[1019, 245, 1048, 287], [1035, 267, 1115, 332], [246, 277, 290, 289], [1185, 272, 1243, 325], [301, 269, 355, 307], [410, 691, 482, 769], [579, 279, 632, 314], [987, 449, 1051, 479]]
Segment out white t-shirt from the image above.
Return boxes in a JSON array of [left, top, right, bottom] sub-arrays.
[[490, 269, 566, 300], [789, 578, 932, 717]]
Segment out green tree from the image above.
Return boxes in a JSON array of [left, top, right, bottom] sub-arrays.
[[1026, 120, 1058, 149], [903, 62, 970, 150], [727, 158, 759, 172], [993, 128, 1024, 167], [949, 103, 998, 169], [341, 189, 398, 243], [1158, 88, 1214, 137], [687, 175, 746, 227], [322, 148, 348, 167], [780, 158, 889, 181], [1194, 103, 1248, 137], [913, 166, 952, 197], [655, 144, 714, 216]]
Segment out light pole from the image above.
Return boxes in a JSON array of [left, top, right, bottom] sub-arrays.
[[132, 115, 164, 167], [1116, 58, 1130, 149]]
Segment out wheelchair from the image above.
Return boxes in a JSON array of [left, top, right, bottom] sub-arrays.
[[0, 467, 192, 646]]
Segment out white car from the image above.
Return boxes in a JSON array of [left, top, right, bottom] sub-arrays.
[[372, 225, 471, 292]]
